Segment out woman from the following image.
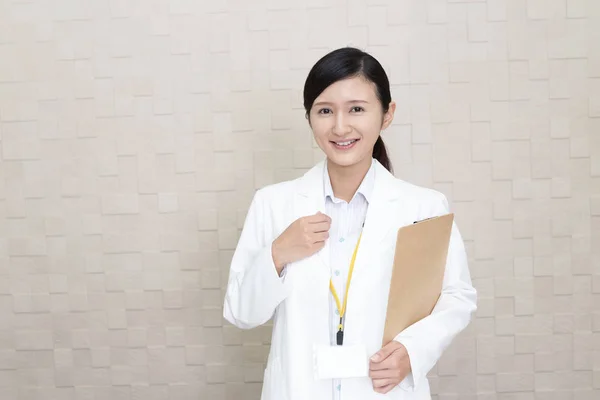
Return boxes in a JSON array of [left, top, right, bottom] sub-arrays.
[[223, 47, 477, 400]]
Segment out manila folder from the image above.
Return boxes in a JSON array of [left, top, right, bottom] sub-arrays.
[[381, 213, 454, 345]]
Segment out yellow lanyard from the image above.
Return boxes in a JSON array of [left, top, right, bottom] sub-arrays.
[[329, 232, 363, 345]]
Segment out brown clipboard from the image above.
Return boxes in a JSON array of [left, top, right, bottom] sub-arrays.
[[381, 213, 454, 345]]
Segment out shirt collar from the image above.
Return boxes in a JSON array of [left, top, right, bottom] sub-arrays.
[[324, 158, 376, 204]]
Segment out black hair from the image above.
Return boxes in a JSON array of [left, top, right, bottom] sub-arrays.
[[302, 47, 393, 173]]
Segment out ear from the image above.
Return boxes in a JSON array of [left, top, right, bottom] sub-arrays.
[[305, 112, 312, 127], [381, 101, 396, 130]]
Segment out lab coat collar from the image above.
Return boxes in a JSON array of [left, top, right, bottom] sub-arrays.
[[296, 157, 402, 205], [323, 158, 376, 205], [295, 158, 404, 274]]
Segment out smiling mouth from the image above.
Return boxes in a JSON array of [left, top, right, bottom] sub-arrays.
[[331, 139, 360, 150], [332, 139, 359, 146]]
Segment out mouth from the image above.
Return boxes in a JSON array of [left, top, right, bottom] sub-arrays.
[[331, 139, 360, 150]]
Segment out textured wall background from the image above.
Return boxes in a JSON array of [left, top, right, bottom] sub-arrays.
[[0, 0, 599, 399]]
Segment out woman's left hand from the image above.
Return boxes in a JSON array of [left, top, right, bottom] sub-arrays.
[[368, 341, 411, 394]]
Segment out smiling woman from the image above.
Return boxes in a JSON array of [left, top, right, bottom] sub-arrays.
[[303, 47, 395, 178], [223, 47, 477, 400]]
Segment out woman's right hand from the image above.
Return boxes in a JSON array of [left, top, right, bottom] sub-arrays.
[[271, 212, 331, 275]]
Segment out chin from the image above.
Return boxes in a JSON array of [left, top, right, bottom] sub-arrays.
[[326, 153, 368, 169]]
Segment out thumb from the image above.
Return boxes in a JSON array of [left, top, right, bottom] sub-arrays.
[[370, 343, 397, 363], [315, 211, 331, 222]]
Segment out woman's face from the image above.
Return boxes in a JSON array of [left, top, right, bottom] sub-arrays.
[[308, 75, 395, 170]]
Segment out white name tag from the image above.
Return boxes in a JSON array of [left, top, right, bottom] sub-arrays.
[[314, 344, 369, 380]]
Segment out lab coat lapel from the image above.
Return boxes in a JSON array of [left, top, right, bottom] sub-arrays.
[[351, 161, 404, 280], [294, 159, 404, 274], [342, 162, 405, 348], [294, 160, 330, 275]]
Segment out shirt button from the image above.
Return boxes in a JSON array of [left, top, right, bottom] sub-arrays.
[[337, 384, 341, 391], [335, 309, 340, 315], [339, 237, 345, 242], [335, 270, 340, 276]]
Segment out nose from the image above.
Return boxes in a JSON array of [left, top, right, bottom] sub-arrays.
[[332, 113, 352, 136]]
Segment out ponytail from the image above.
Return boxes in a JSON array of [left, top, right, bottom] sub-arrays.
[[373, 136, 393, 173]]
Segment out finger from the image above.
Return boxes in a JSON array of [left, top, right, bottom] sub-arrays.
[[372, 378, 398, 389], [369, 358, 397, 371], [307, 212, 331, 223], [368, 368, 396, 379], [311, 241, 326, 252], [370, 366, 405, 381], [312, 231, 329, 243], [310, 221, 330, 233], [370, 342, 401, 363], [373, 383, 396, 394]]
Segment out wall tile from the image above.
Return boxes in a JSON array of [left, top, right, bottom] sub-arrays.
[[0, 1, 597, 398]]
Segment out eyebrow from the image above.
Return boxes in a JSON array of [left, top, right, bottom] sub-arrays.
[[313, 100, 370, 107]]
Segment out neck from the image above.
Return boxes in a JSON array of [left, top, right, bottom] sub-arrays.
[[327, 157, 372, 203]]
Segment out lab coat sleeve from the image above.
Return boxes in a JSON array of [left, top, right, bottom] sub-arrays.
[[223, 189, 290, 329], [393, 193, 478, 391]]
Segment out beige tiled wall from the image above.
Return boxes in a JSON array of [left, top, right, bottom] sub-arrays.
[[0, 0, 599, 399]]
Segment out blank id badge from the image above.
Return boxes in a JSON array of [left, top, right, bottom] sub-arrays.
[[313, 343, 369, 380]]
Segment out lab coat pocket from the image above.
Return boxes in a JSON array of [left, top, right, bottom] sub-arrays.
[[260, 356, 287, 400]]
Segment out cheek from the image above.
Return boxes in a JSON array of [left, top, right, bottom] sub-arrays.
[[355, 117, 382, 142], [309, 119, 331, 139]]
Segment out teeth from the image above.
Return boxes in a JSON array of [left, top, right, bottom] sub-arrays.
[[336, 140, 356, 146]]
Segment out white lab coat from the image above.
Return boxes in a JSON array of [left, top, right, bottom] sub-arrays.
[[223, 159, 477, 400]]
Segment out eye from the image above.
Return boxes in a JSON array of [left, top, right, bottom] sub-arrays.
[[317, 108, 332, 115], [350, 106, 364, 113]]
